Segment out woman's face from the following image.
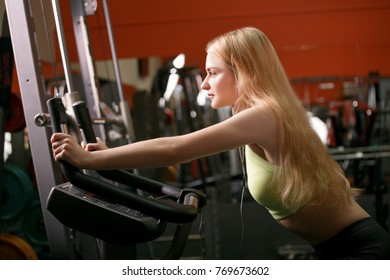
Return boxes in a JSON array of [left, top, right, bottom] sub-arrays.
[[201, 51, 238, 108]]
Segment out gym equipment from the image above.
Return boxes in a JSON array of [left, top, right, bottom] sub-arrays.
[[0, 164, 35, 222], [22, 198, 49, 247], [327, 99, 376, 148], [5, 0, 208, 259], [46, 97, 206, 259], [0, 233, 38, 260]]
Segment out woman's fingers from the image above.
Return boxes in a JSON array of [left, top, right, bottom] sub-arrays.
[[84, 137, 108, 151], [50, 133, 95, 168], [51, 133, 76, 162]]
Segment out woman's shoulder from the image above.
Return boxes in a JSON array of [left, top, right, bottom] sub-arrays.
[[233, 104, 272, 119], [231, 105, 276, 132], [228, 106, 279, 151]]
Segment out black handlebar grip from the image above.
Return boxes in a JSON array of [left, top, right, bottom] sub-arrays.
[[47, 97, 67, 133], [72, 100, 97, 144]]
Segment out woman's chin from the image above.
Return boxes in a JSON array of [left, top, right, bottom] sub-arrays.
[[210, 102, 219, 109]]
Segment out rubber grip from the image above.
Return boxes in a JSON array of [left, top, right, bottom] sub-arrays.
[[47, 97, 67, 133], [72, 100, 97, 144]]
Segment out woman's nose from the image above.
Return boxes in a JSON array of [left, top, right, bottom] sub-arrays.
[[201, 78, 209, 90]]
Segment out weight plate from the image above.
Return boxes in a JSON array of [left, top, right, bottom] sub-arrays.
[[22, 200, 48, 247], [0, 164, 35, 221], [0, 234, 38, 260], [5, 93, 26, 133]]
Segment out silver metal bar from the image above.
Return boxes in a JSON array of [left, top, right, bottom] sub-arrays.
[[101, 0, 124, 103], [69, 0, 106, 141], [51, 0, 74, 93], [5, 0, 74, 259], [331, 151, 390, 161], [101, 0, 135, 142]]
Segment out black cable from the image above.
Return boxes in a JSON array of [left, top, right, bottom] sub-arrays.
[[239, 146, 247, 259], [197, 210, 207, 259], [239, 183, 246, 260]]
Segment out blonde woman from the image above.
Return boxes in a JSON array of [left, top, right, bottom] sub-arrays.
[[51, 27, 390, 259]]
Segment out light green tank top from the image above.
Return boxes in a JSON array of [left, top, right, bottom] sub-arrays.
[[245, 146, 294, 220]]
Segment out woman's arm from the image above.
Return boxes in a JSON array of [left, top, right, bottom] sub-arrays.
[[51, 105, 276, 170]]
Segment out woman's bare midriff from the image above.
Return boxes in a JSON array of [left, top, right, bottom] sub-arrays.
[[249, 144, 370, 245], [277, 197, 370, 245]]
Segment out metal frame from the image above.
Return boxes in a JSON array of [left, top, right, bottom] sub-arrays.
[[5, 0, 74, 259], [68, 0, 134, 142], [6, 0, 136, 259], [69, 0, 102, 121]]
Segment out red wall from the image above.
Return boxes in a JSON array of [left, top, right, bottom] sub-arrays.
[[60, 0, 390, 79]]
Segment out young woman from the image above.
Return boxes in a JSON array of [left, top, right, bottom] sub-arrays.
[[51, 27, 390, 259]]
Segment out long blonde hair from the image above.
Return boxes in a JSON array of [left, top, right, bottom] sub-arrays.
[[207, 27, 356, 210]]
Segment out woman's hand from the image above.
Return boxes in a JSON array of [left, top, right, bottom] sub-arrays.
[[51, 133, 94, 169], [81, 137, 109, 152]]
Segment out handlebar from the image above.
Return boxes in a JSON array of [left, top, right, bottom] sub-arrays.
[[47, 97, 206, 224]]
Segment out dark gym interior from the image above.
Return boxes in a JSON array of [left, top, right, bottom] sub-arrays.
[[1, 0, 389, 260]]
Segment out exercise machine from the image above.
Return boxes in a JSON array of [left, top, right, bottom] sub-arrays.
[[5, 0, 206, 259], [45, 97, 206, 259]]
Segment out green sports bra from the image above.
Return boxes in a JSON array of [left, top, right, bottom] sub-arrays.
[[245, 146, 300, 220]]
